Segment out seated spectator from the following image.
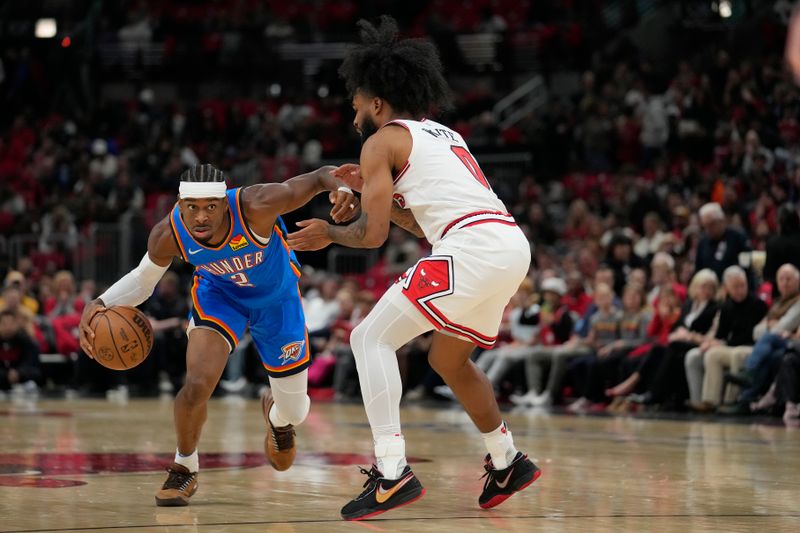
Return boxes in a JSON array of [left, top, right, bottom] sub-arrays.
[[309, 290, 374, 396], [605, 231, 645, 296], [44, 271, 85, 317], [1, 271, 39, 314], [647, 252, 687, 307], [562, 271, 592, 318], [684, 266, 767, 411], [513, 282, 619, 407], [575, 266, 620, 337], [775, 347, 800, 426], [608, 270, 719, 405], [0, 285, 45, 349], [570, 282, 650, 410], [473, 278, 539, 392], [0, 310, 41, 393], [695, 202, 751, 281], [45, 271, 84, 358], [303, 277, 342, 352], [631, 269, 720, 408], [144, 271, 189, 394], [507, 277, 574, 405], [634, 212, 667, 259], [727, 263, 800, 409], [763, 203, 800, 293], [303, 277, 339, 338], [38, 205, 79, 257]]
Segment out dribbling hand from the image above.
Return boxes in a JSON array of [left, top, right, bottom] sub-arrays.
[[79, 300, 106, 359]]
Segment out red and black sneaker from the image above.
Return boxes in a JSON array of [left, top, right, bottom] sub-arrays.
[[341, 465, 426, 521], [479, 452, 541, 509]]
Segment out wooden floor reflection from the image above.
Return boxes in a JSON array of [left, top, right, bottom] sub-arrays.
[[1, 397, 799, 532]]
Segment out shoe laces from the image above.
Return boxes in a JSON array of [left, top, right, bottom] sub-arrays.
[[271, 424, 296, 451], [356, 465, 382, 498], [480, 453, 524, 491], [162, 466, 195, 491], [480, 454, 497, 490]]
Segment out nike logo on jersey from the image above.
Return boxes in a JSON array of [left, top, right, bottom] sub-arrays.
[[188, 248, 202, 255], [375, 474, 414, 503], [495, 468, 515, 489]]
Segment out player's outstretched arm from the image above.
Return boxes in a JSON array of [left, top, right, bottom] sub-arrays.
[[244, 166, 359, 236], [287, 132, 395, 251], [78, 218, 176, 358]]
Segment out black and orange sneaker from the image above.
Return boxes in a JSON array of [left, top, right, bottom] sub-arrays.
[[479, 452, 541, 509], [341, 465, 426, 521], [155, 463, 198, 507], [262, 390, 296, 471]]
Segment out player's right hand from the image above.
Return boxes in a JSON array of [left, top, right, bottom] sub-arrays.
[[332, 163, 363, 192], [79, 300, 106, 359]]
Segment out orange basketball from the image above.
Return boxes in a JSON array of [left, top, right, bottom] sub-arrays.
[[90, 306, 154, 370]]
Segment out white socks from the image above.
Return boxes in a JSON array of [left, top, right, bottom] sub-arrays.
[[174, 449, 199, 473], [374, 434, 407, 480], [482, 421, 518, 470]]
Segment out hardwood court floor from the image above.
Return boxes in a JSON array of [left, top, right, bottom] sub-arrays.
[[1, 397, 799, 532]]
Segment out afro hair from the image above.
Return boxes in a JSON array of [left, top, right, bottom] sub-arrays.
[[339, 16, 453, 118]]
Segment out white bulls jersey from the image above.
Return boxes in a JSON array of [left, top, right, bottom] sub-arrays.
[[379, 118, 529, 349], [387, 118, 515, 244]]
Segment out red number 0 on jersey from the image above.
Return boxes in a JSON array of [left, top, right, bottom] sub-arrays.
[[451, 146, 491, 190]]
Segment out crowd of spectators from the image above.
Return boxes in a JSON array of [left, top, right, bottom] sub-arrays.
[[3, 4, 800, 426]]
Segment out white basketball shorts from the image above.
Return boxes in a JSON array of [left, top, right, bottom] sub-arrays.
[[394, 222, 531, 348]]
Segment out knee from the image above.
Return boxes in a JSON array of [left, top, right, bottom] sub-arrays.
[[429, 351, 467, 377], [685, 349, 703, 368], [350, 321, 370, 359], [180, 374, 215, 405], [704, 347, 723, 365], [278, 395, 310, 426]]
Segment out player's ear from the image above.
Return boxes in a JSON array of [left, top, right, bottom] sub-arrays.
[[372, 96, 383, 114]]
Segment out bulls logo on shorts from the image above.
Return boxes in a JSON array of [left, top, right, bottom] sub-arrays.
[[399, 256, 454, 309]]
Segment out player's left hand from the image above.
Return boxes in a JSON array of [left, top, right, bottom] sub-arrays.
[[328, 188, 360, 224], [287, 219, 333, 251]]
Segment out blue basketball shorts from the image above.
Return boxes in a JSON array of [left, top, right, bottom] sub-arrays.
[[187, 275, 310, 377]]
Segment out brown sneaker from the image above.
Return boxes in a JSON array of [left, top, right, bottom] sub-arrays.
[[262, 389, 296, 471], [155, 463, 198, 507]]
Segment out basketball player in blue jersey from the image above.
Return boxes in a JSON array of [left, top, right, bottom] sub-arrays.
[[77, 163, 358, 506]]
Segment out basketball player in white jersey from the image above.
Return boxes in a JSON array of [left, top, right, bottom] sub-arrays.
[[287, 17, 541, 520]]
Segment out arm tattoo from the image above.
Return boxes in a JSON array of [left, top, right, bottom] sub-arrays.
[[328, 213, 371, 248], [390, 205, 425, 238]]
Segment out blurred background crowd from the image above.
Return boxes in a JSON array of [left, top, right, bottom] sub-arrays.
[[3, 0, 800, 425]]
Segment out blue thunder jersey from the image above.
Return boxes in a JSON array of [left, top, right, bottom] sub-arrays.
[[168, 187, 310, 377], [169, 187, 301, 306]]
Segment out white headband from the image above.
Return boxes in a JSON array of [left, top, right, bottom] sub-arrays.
[[179, 181, 227, 199]]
